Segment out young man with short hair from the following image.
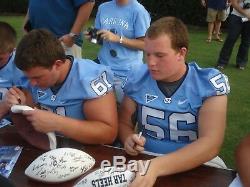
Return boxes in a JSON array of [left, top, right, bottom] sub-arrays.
[[0, 22, 26, 120], [4, 29, 118, 150], [119, 17, 230, 187]]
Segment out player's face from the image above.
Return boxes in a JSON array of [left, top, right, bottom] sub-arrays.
[[145, 34, 186, 82], [0, 52, 11, 68], [24, 65, 60, 89]]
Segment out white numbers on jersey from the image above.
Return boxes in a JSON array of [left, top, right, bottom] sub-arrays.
[[142, 105, 197, 141], [142, 106, 165, 139], [169, 113, 197, 141], [91, 71, 112, 96], [0, 88, 8, 100], [210, 74, 230, 95], [40, 105, 66, 116]]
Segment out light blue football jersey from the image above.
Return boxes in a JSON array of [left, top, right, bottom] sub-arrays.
[[29, 59, 114, 120], [0, 51, 27, 102], [124, 62, 230, 154]]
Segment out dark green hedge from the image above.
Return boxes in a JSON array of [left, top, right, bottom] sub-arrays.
[[93, 0, 207, 25], [0, 0, 206, 25], [0, 0, 28, 14], [139, 0, 207, 25]]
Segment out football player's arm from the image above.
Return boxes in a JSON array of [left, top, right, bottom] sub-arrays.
[[24, 92, 118, 144], [130, 95, 227, 187], [118, 96, 145, 155], [235, 134, 250, 186]]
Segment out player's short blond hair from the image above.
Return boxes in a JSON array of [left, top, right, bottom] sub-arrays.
[[146, 17, 189, 52]]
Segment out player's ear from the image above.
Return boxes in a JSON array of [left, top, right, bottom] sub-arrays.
[[53, 59, 64, 69], [177, 47, 187, 61]]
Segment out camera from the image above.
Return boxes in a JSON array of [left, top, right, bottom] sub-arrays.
[[87, 27, 103, 44]]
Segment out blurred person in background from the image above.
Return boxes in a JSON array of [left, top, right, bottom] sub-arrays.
[[24, 0, 95, 58], [86, 0, 150, 103]]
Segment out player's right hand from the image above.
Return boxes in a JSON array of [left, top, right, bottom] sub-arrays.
[[124, 134, 146, 156], [4, 87, 26, 109]]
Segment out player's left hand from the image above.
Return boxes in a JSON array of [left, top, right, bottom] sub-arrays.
[[97, 30, 120, 43], [22, 109, 58, 133], [59, 34, 74, 47], [129, 160, 158, 187]]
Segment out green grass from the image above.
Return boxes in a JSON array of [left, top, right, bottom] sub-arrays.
[[1, 16, 250, 169], [188, 27, 250, 168]]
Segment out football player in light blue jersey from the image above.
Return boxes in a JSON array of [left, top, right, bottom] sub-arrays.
[[0, 22, 27, 120], [88, 0, 150, 102], [119, 17, 230, 187], [4, 29, 118, 150]]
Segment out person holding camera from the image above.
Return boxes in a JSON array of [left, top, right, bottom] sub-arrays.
[[216, 0, 250, 70], [87, 0, 150, 103]]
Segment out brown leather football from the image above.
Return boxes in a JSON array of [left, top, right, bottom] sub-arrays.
[[11, 113, 50, 150]]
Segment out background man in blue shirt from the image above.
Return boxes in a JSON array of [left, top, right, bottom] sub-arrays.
[[24, 0, 95, 58]]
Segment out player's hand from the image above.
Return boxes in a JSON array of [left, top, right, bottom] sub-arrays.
[[59, 34, 74, 47], [129, 160, 158, 187], [124, 134, 146, 156], [97, 30, 120, 43], [22, 109, 57, 133], [4, 87, 26, 109]]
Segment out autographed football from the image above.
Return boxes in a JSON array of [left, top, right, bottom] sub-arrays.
[[25, 148, 95, 183], [74, 166, 135, 187]]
